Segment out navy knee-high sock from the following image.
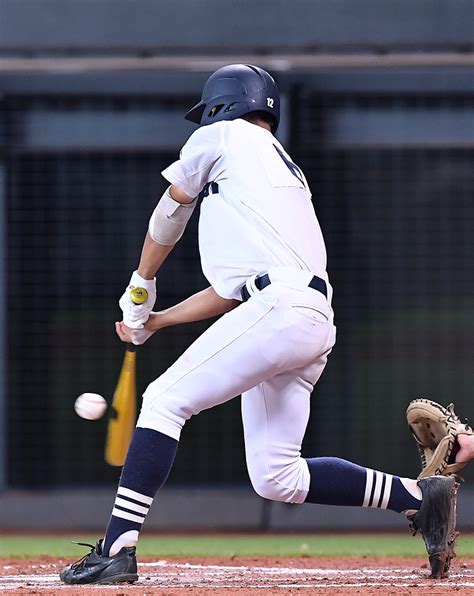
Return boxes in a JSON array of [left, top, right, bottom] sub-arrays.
[[305, 457, 421, 512], [102, 427, 178, 556]]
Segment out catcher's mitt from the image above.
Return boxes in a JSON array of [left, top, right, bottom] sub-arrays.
[[406, 398, 473, 479]]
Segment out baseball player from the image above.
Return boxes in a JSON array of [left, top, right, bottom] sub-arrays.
[[60, 64, 458, 584]]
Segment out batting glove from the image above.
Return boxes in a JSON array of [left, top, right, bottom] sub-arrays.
[[116, 321, 154, 345], [119, 270, 156, 329]]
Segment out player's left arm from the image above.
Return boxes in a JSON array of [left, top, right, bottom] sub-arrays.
[[121, 125, 222, 330], [116, 286, 240, 345], [135, 186, 194, 277], [120, 185, 197, 328]]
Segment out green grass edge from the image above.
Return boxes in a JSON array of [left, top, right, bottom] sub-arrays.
[[2, 533, 474, 559]]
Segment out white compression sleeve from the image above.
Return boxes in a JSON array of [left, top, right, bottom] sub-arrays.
[[148, 187, 197, 245]]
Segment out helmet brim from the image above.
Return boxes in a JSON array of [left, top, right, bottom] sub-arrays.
[[184, 101, 206, 124]]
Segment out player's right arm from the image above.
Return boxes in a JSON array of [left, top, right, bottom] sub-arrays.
[[116, 286, 239, 345], [150, 286, 239, 328]]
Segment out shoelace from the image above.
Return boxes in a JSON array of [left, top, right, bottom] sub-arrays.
[[69, 542, 96, 569]]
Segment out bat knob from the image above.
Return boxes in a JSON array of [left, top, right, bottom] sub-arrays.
[[130, 287, 148, 305]]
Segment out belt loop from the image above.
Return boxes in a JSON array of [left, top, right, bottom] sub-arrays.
[[255, 273, 271, 292], [240, 273, 260, 302]]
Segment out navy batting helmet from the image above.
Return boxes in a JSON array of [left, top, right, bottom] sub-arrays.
[[184, 64, 280, 132]]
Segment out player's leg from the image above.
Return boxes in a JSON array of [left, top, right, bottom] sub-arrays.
[[244, 375, 458, 579], [60, 295, 284, 584], [242, 362, 323, 504], [243, 364, 422, 512], [242, 362, 459, 576]]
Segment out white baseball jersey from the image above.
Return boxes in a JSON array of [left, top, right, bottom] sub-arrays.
[[139, 117, 336, 506], [162, 119, 331, 301]]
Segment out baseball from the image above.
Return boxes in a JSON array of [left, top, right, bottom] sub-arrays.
[[74, 392, 108, 420]]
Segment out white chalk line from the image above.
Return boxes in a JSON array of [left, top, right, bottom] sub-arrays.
[[142, 560, 474, 579]]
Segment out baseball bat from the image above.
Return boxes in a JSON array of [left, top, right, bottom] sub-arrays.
[[104, 286, 148, 466], [104, 343, 137, 466]]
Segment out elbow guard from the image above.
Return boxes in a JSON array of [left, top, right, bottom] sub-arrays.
[[148, 187, 197, 245]]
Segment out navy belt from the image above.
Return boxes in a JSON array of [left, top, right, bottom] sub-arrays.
[[241, 273, 327, 302], [198, 182, 219, 200]]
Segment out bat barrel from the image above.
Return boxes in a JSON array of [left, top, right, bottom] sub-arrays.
[[105, 345, 138, 466]]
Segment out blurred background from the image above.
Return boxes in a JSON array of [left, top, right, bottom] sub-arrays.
[[0, 0, 473, 531]]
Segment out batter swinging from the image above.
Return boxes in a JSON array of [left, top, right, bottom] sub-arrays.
[[60, 64, 459, 584]]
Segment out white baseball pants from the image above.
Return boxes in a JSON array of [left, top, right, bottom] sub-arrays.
[[138, 271, 336, 504]]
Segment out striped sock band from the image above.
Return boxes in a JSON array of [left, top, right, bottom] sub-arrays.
[[111, 486, 153, 524], [304, 457, 421, 513], [362, 469, 393, 509]]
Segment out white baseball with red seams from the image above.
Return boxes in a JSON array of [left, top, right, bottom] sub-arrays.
[[74, 392, 108, 420], [138, 117, 336, 504]]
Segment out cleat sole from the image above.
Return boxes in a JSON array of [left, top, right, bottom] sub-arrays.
[[96, 573, 139, 584]]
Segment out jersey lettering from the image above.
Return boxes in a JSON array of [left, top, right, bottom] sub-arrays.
[[273, 144, 305, 187]]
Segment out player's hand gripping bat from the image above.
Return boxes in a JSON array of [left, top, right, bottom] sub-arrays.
[[104, 287, 148, 466]]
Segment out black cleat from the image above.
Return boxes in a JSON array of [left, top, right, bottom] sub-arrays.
[[59, 539, 138, 585], [408, 476, 459, 579]]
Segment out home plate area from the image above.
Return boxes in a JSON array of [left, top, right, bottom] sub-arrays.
[[1, 558, 474, 593]]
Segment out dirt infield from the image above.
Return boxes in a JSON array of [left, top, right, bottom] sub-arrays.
[[1, 556, 473, 594]]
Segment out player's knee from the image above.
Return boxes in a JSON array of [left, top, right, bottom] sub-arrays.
[[248, 460, 310, 504], [138, 382, 196, 439], [250, 474, 288, 502]]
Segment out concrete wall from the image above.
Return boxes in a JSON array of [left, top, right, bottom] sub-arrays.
[[1, 0, 473, 53], [1, 487, 474, 531]]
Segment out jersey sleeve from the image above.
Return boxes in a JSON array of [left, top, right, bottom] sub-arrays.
[[161, 124, 223, 198]]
